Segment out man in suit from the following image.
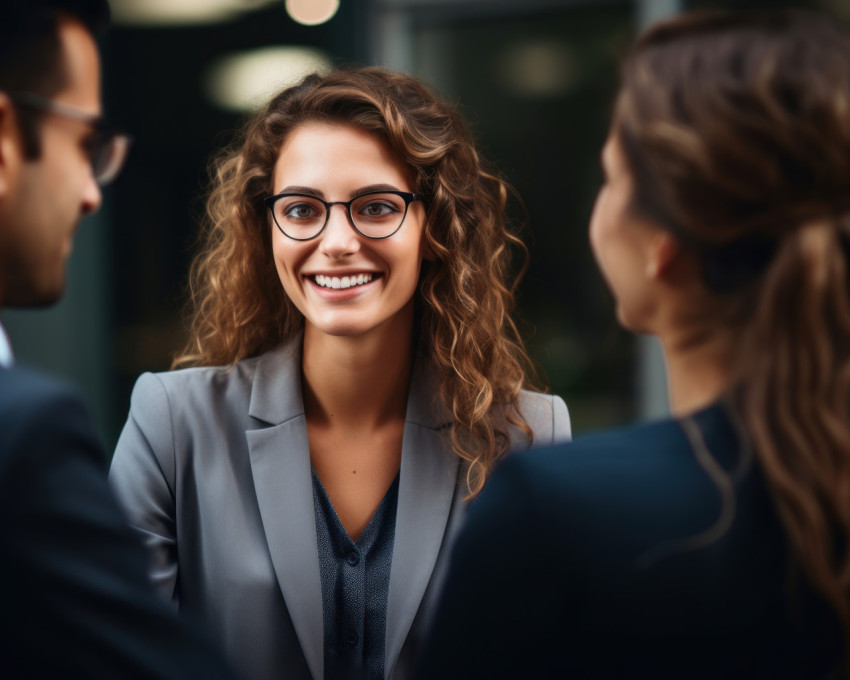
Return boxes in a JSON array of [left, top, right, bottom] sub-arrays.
[[0, 1, 233, 677]]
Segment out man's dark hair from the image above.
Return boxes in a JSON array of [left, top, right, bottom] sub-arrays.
[[0, 0, 110, 157]]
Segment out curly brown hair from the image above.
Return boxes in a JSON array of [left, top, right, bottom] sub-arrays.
[[617, 8, 850, 656], [174, 67, 538, 495]]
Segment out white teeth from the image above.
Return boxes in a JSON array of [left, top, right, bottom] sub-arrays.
[[313, 273, 373, 290]]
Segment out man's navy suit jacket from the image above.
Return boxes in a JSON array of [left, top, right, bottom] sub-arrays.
[[0, 365, 233, 679]]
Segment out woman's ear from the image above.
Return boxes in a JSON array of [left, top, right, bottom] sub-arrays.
[[645, 230, 682, 281]]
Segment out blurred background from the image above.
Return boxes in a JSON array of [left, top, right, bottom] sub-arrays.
[[3, 0, 846, 449]]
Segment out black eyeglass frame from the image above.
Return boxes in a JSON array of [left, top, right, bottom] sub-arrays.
[[264, 190, 422, 241], [7, 90, 132, 185]]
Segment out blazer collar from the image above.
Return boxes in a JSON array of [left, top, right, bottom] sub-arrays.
[[0, 321, 14, 368], [246, 336, 459, 680], [248, 336, 453, 430], [248, 337, 305, 425], [403, 349, 453, 430], [385, 350, 459, 676], [246, 336, 322, 677]]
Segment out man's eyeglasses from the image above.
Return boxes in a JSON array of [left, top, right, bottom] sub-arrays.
[[265, 190, 422, 241], [8, 91, 131, 186]]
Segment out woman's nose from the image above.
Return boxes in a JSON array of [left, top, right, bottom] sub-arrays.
[[318, 204, 360, 258]]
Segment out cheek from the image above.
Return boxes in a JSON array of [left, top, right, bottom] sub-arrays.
[[391, 239, 425, 285], [271, 234, 306, 289], [588, 191, 613, 264]]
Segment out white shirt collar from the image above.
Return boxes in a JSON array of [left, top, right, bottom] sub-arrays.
[[0, 321, 14, 368]]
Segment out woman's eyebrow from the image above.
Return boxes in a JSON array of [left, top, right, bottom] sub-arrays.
[[351, 183, 405, 198], [274, 183, 408, 198], [276, 186, 325, 198]]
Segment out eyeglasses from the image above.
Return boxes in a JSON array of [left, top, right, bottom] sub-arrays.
[[265, 190, 421, 241], [8, 91, 131, 186]]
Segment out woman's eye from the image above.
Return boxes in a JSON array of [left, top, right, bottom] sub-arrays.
[[284, 203, 320, 220], [360, 201, 397, 218]]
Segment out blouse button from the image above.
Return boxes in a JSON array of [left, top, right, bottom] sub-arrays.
[[346, 631, 359, 647], [346, 550, 360, 566]]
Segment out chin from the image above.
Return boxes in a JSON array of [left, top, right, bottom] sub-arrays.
[[307, 317, 374, 338], [615, 307, 649, 335], [306, 311, 409, 340], [7, 282, 66, 309], [319, 326, 369, 337]]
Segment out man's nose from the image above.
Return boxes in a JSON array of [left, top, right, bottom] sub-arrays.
[[80, 171, 102, 216]]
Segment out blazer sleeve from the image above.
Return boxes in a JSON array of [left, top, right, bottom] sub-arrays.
[[109, 372, 180, 603], [0, 371, 234, 679], [516, 392, 571, 450], [552, 394, 571, 443]]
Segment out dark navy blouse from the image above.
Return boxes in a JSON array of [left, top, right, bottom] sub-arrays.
[[312, 469, 400, 680]]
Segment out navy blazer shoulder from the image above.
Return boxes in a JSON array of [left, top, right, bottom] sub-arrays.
[[0, 365, 233, 679], [0, 365, 103, 466], [419, 402, 843, 679]]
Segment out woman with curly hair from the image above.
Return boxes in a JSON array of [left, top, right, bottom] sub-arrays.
[[108, 67, 570, 680], [418, 9, 850, 679]]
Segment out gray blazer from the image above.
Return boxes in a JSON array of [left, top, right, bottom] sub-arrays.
[[109, 338, 570, 680]]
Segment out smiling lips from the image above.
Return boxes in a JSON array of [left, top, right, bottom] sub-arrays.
[[312, 273, 375, 290]]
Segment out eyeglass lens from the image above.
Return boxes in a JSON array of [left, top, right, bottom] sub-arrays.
[[8, 91, 130, 186], [91, 133, 131, 186], [272, 193, 410, 239]]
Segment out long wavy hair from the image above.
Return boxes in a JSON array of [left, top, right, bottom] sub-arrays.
[[617, 9, 850, 652], [174, 67, 537, 494]]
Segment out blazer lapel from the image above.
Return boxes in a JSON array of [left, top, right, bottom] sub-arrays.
[[385, 358, 459, 675], [246, 338, 324, 680]]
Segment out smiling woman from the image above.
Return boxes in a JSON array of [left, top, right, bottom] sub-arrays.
[[270, 123, 425, 343], [108, 67, 571, 680]]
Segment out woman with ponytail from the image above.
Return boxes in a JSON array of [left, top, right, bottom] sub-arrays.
[[419, 10, 850, 678], [108, 67, 570, 680]]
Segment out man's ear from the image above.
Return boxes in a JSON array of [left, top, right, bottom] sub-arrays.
[[0, 93, 23, 199]]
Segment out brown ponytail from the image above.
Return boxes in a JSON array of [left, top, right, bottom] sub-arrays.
[[736, 218, 850, 634]]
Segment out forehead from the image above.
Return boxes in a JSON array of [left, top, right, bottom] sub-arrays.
[[53, 18, 100, 113], [272, 122, 412, 190]]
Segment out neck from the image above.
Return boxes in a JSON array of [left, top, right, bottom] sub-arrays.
[[301, 317, 414, 431], [660, 326, 735, 416]]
